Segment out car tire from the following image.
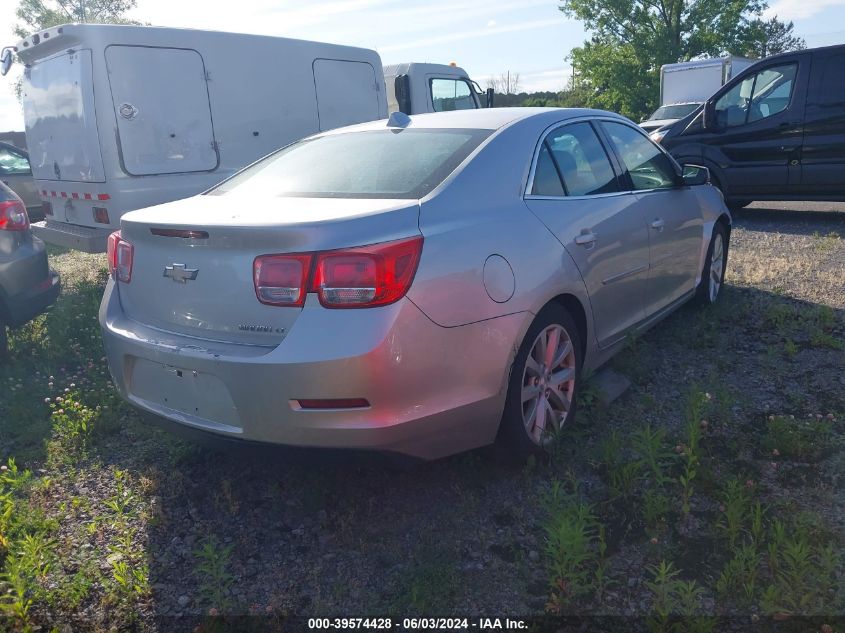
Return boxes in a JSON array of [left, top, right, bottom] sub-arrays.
[[695, 222, 729, 305], [727, 199, 751, 211], [497, 304, 582, 460]]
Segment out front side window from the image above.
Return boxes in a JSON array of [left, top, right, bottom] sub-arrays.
[[715, 63, 797, 127], [603, 121, 678, 191], [431, 79, 477, 112], [0, 146, 32, 175], [210, 128, 491, 200]]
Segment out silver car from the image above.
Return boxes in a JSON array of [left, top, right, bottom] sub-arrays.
[[99, 108, 730, 460]]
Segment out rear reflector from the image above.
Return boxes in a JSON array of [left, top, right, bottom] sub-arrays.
[[93, 207, 110, 224], [295, 398, 371, 410], [150, 228, 210, 239], [107, 231, 133, 283], [0, 200, 29, 231]]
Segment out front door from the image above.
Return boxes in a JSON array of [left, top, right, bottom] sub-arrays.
[[704, 58, 807, 197], [600, 121, 703, 313]]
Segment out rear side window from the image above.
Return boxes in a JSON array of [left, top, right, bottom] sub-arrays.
[[0, 146, 31, 175], [530, 122, 618, 197], [602, 122, 677, 191], [819, 53, 845, 106], [210, 128, 491, 199], [714, 63, 797, 127]]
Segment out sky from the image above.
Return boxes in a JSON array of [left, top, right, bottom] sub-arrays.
[[1, 0, 845, 131]]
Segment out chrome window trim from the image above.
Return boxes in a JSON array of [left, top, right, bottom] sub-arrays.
[[523, 115, 628, 200]]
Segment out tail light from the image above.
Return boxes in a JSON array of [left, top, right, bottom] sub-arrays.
[[253, 236, 423, 309], [107, 231, 134, 283], [253, 254, 313, 306], [0, 200, 29, 231]]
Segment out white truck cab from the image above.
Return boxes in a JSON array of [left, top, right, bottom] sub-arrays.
[[383, 62, 492, 114], [10, 24, 391, 252]]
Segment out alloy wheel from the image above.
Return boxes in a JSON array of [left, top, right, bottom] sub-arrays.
[[521, 324, 577, 445], [709, 232, 725, 302]]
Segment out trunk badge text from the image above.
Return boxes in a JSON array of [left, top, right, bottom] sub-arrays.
[[163, 263, 199, 283]]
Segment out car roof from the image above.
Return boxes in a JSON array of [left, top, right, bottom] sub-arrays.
[[320, 107, 629, 136]]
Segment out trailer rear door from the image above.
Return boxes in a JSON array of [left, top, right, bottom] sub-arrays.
[[313, 59, 381, 131], [105, 46, 218, 176], [22, 49, 106, 183]]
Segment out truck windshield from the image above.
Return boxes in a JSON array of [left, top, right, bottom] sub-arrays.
[[649, 103, 701, 120], [209, 128, 491, 199]]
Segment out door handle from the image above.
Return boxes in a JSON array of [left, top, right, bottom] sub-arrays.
[[650, 219, 665, 231], [574, 231, 597, 247]]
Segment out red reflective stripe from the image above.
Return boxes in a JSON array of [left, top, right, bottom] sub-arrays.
[[41, 189, 47, 196], [72, 192, 79, 199], [51, 191, 57, 197], [61, 192, 67, 198], [97, 194, 110, 201], [84, 193, 93, 200]]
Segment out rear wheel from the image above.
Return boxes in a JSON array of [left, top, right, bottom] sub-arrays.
[[497, 305, 581, 459], [696, 223, 729, 305]]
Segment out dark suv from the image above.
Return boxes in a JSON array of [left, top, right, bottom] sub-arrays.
[[0, 182, 60, 355], [658, 44, 845, 208]]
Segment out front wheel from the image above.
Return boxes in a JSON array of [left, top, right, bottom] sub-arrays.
[[497, 305, 581, 459], [696, 223, 729, 305]]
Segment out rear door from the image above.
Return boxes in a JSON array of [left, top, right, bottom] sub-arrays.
[[0, 144, 40, 213], [22, 49, 106, 184], [705, 57, 808, 196], [313, 59, 382, 131], [796, 48, 845, 195], [105, 46, 218, 176], [523, 120, 650, 348]]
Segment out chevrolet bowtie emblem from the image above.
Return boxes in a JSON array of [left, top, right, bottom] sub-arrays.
[[163, 263, 199, 283]]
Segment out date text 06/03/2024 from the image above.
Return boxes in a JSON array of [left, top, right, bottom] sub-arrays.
[[307, 618, 528, 630]]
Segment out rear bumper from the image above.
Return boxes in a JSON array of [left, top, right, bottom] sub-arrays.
[[99, 279, 525, 460], [31, 220, 111, 253], [5, 270, 61, 327]]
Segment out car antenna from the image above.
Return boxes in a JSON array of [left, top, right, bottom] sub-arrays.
[[387, 111, 411, 129]]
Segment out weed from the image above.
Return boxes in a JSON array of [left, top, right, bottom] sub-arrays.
[[645, 561, 715, 633], [542, 482, 600, 612], [763, 414, 837, 461], [642, 489, 670, 531], [632, 425, 672, 486], [783, 338, 798, 359], [715, 480, 750, 549], [194, 536, 235, 612], [715, 543, 760, 605]]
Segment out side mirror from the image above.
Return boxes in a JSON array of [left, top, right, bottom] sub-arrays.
[[682, 164, 710, 186], [486, 88, 494, 108], [394, 74, 412, 115], [0, 48, 12, 77], [702, 101, 717, 130]]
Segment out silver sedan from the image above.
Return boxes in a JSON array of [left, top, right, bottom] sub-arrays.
[[99, 108, 730, 460]]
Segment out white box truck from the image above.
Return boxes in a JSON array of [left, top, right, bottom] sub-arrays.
[[641, 55, 755, 133], [384, 62, 492, 114], [6, 25, 485, 252]]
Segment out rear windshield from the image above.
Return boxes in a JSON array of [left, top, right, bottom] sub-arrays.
[[209, 128, 491, 199]]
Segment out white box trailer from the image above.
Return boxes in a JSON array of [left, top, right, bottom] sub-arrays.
[[660, 55, 756, 106], [11, 24, 391, 252]]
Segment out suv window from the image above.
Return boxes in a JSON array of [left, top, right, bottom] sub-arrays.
[[0, 146, 31, 176], [819, 53, 845, 106], [531, 122, 618, 197], [715, 63, 797, 127], [431, 79, 477, 112], [602, 122, 677, 191]]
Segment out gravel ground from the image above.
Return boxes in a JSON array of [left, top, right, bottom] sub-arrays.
[[3, 204, 844, 632]]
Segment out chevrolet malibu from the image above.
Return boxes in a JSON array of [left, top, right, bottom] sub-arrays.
[[99, 108, 730, 460]]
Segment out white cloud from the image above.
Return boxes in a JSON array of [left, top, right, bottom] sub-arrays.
[[477, 67, 573, 92], [763, 0, 845, 20], [487, 19, 497, 27]]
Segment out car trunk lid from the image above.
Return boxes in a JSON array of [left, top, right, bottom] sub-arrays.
[[117, 194, 421, 346]]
